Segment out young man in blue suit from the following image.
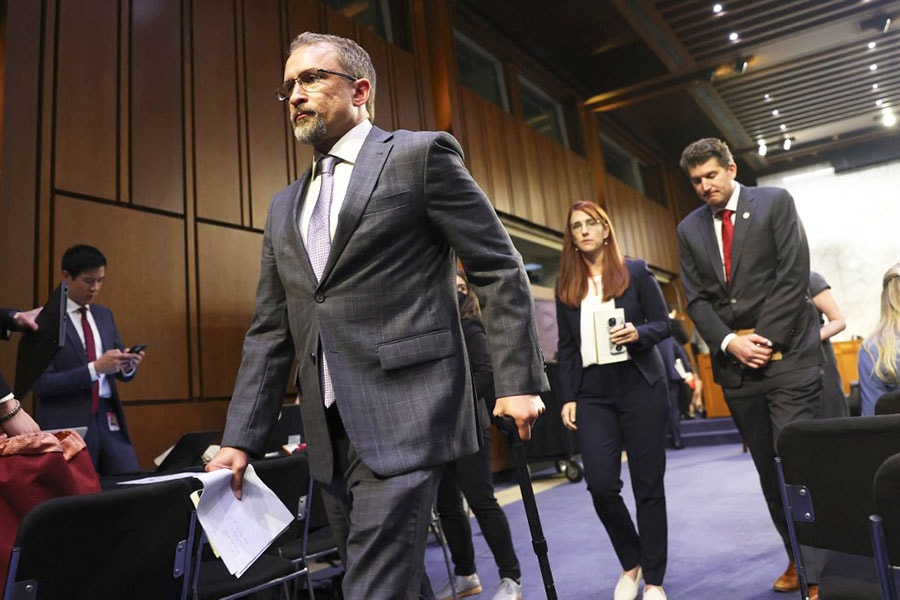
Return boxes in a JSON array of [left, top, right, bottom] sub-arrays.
[[677, 138, 823, 596], [206, 32, 547, 600], [32, 245, 144, 475]]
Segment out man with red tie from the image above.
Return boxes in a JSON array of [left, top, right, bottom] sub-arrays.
[[32, 245, 144, 475], [676, 138, 823, 596]]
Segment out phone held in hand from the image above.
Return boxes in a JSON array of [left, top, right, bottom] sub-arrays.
[[128, 344, 147, 354]]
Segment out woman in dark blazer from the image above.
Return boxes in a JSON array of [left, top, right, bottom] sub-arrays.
[[556, 201, 671, 600]]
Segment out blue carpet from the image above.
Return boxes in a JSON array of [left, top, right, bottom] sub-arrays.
[[425, 443, 798, 599]]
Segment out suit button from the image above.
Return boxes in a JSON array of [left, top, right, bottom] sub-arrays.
[[315, 294, 325, 303]]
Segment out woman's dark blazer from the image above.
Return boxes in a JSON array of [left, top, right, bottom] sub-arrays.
[[556, 258, 670, 403]]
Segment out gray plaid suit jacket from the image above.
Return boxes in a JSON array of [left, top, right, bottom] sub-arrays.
[[222, 126, 548, 482]]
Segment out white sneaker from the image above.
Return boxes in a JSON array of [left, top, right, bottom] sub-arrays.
[[492, 577, 522, 600], [613, 567, 642, 600], [435, 573, 483, 600], [642, 585, 667, 600]]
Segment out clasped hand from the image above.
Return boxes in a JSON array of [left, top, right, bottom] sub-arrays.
[[727, 332, 773, 369], [94, 348, 144, 374]]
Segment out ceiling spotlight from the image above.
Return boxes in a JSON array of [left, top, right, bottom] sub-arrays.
[[884, 108, 897, 127], [734, 58, 749, 74], [757, 141, 767, 156], [780, 124, 787, 131], [713, 3, 723, 14], [783, 138, 793, 151], [873, 83, 879, 89], [772, 109, 780, 117], [868, 41, 877, 50], [877, 99, 884, 106], [729, 32, 739, 42], [870, 63, 879, 71], [764, 93, 771, 100]]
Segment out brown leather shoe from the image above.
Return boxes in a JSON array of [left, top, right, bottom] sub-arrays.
[[808, 584, 819, 600], [773, 561, 799, 592]]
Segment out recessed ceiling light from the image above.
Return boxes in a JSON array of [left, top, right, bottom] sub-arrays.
[[764, 93, 771, 100], [877, 99, 884, 106], [868, 41, 877, 50], [772, 109, 780, 116], [713, 3, 723, 14], [729, 32, 739, 42], [780, 124, 787, 130], [870, 64, 879, 71], [757, 141, 767, 156], [883, 109, 897, 127], [783, 138, 792, 151], [873, 83, 879, 89]]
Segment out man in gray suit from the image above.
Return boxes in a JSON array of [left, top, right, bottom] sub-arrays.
[[677, 138, 823, 596], [206, 32, 547, 599]]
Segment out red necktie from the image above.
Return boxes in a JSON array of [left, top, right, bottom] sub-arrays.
[[719, 209, 734, 284], [79, 306, 100, 414]]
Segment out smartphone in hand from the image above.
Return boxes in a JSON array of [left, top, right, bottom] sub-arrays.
[[128, 344, 147, 354]]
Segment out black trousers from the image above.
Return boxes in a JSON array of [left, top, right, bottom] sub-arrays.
[[576, 362, 669, 585], [723, 364, 822, 558], [435, 425, 521, 581]]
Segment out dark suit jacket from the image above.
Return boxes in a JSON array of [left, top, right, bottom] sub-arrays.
[[222, 126, 548, 482], [1, 308, 17, 397], [657, 336, 692, 383], [32, 303, 134, 439], [677, 185, 822, 388], [555, 258, 669, 403]]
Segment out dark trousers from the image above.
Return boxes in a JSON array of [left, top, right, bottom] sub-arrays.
[[665, 380, 683, 446], [436, 426, 520, 581], [576, 362, 669, 585], [723, 365, 822, 559], [85, 397, 140, 476], [318, 404, 442, 600]]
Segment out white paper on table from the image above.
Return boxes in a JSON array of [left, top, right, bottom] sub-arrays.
[[193, 465, 294, 577], [592, 307, 629, 365]]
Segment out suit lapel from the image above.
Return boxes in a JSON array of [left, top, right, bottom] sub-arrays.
[[66, 319, 87, 360], [285, 172, 319, 286], [696, 206, 727, 288], [320, 127, 392, 283], [730, 187, 754, 283]]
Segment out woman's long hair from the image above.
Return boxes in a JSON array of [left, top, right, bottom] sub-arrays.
[[457, 268, 482, 321], [864, 263, 900, 384], [557, 201, 629, 308]]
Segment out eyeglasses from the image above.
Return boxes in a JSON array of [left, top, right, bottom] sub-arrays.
[[276, 68, 358, 101], [570, 218, 604, 233]]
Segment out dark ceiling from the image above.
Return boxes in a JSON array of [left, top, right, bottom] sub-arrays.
[[468, 0, 900, 179]]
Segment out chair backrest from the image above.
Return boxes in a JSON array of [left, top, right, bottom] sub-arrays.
[[776, 414, 900, 556], [876, 391, 900, 416], [874, 452, 900, 564], [3, 477, 197, 600]]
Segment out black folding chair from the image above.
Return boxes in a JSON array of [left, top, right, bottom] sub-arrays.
[[869, 451, 900, 599], [3, 478, 196, 600], [190, 454, 310, 600], [775, 415, 900, 600]]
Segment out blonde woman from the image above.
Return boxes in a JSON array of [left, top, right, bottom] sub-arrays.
[[859, 264, 900, 415]]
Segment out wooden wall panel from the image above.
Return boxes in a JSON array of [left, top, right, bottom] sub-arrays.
[[518, 125, 544, 225], [392, 47, 423, 131], [124, 401, 229, 469], [361, 29, 395, 131], [481, 100, 511, 214], [54, 0, 118, 200], [53, 196, 190, 401], [196, 223, 263, 399], [130, 0, 185, 213], [192, 0, 242, 224], [459, 89, 492, 200], [243, 0, 293, 229], [502, 110, 530, 221]]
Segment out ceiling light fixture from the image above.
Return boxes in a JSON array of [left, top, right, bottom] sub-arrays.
[[780, 124, 787, 131], [877, 99, 884, 106], [713, 3, 723, 14], [733, 58, 749, 74], [861, 14, 893, 34], [873, 83, 879, 89], [884, 108, 897, 127], [772, 109, 780, 117], [728, 32, 739, 42], [758, 140, 767, 156], [868, 41, 877, 50], [783, 137, 793, 151], [870, 63, 879, 71]]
